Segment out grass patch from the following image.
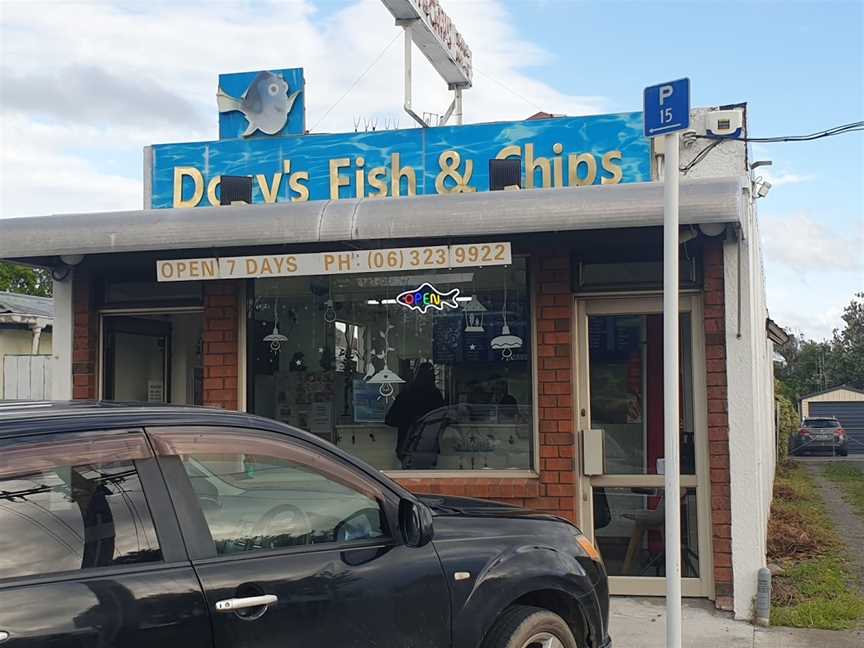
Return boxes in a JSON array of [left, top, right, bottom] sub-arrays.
[[822, 462, 864, 517], [768, 461, 864, 630]]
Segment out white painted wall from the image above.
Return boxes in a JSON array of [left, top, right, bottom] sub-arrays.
[[724, 194, 777, 619], [51, 276, 73, 400], [0, 328, 52, 357]]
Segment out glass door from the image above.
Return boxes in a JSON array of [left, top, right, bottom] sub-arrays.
[[576, 295, 711, 597], [102, 313, 203, 404]]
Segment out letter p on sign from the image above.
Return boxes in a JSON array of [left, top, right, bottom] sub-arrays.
[[659, 85, 674, 106]]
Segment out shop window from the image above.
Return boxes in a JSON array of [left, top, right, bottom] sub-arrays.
[[248, 260, 533, 472]]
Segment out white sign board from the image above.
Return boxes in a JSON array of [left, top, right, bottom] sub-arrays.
[[157, 242, 511, 282], [381, 0, 472, 86]]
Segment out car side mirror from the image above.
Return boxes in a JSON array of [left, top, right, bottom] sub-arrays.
[[399, 498, 434, 547]]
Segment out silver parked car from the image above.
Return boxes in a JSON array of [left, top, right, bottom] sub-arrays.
[[792, 417, 849, 456]]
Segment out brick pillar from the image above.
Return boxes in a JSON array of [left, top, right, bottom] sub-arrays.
[[72, 270, 98, 400], [704, 240, 734, 610], [535, 254, 576, 522], [202, 282, 239, 410]]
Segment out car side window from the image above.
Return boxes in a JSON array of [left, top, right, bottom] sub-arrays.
[[150, 428, 389, 556], [0, 431, 162, 582]]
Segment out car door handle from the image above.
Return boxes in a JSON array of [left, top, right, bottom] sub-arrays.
[[215, 594, 278, 612]]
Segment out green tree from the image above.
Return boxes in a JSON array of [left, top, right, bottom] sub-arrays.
[[774, 382, 799, 461], [0, 261, 53, 297], [775, 292, 864, 404], [829, 292, 864, 390]]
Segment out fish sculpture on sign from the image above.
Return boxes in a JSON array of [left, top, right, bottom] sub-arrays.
[[396, 283, 460, 314], [217, 71, 301, 137]]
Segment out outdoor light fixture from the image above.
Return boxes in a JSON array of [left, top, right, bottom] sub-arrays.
[[220, 175, 254, 205], [753, 178, 772, 199], [756, 180, 772, 198], [697, 223, 727, 238], [59, 254, 85, 266], [489, 158, 522, 191]]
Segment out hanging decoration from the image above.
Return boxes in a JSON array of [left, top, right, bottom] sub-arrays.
[[289, 351, 307, 371], [263, 296, 289, 352], [366, 315, 404, 400], [490, 280, 523, 360], [462, 294, 487, 332], [323, 298, 337, 323]]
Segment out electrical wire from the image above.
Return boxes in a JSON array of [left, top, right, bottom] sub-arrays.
[[680, 139, 723, 174], [310, 32, 402, 133], [694, 121, 863, 143], [474, 68, 546, 114], [681, 120, 863, 173]]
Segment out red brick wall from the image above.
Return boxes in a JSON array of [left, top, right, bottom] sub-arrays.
[[704, 240, 734, 610], [397, 255, 577, 523], [202, 282, 240, 410], [72, 269, 98, 400]]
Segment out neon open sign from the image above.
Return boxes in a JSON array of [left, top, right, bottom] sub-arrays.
[[396, 283, 460, 314]]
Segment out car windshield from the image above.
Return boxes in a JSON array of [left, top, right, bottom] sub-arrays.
[[805, 419, 840, 429]]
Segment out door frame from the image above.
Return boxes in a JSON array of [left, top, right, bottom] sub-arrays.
[[573, 293, 714, 599], [98, 307, 203, 401]]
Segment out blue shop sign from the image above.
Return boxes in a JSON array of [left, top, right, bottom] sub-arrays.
[[146, 68, 650, 209]]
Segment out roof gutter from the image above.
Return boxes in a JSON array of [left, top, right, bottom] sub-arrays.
[[0, 176, 746, 260]]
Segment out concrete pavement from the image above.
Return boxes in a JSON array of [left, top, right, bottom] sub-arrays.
[[609, 597, 864, 647]]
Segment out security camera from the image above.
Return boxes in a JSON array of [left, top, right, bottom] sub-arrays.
[[755, 180, 772, 198]]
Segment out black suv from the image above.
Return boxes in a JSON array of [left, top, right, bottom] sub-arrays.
[[0, 402, 610, 648]]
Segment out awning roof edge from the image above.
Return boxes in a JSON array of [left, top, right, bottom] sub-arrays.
[[0, 176, 746, 259]]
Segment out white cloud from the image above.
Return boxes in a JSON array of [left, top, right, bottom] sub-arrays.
[[759, 170, 813, 187], [0, 0, 607, 218], [760, 211, 863, 273]]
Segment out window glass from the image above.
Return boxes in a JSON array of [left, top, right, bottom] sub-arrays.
[[0, 433, 162, 581], [593, 487, 699, 578], [805, 419, 839, 429], [151, 429, 388, 555], [588, 313, 695, 475], [248, 259, 533, 471]]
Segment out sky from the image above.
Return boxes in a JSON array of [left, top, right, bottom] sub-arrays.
[[0, 0, 861, 340]]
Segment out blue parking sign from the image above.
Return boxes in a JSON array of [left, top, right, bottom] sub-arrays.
[[643, 78, 690, 138]]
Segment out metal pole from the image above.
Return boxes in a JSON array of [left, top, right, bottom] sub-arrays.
[[401, 25, 427, 128], [455, 87, 463, 125], [663, 130, 682, 648]]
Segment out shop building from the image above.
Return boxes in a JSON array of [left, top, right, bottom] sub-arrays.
[[0, 67, 779, 619]]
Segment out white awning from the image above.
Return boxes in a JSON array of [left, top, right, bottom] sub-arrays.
[[0, 176, 746, 259]]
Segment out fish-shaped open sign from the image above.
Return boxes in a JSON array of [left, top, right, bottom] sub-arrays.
[[396, 283, 460, 314]]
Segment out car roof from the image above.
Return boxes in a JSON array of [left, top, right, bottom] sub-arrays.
[[0, 400, 412, 499], [0, 400, 298, 438], [804, 416, 839, 421]]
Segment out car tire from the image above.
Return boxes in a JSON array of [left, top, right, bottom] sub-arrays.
[[482, 605, 581, 648]]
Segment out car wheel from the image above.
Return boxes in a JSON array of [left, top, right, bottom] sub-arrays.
[[483, 605, 581, 648]]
